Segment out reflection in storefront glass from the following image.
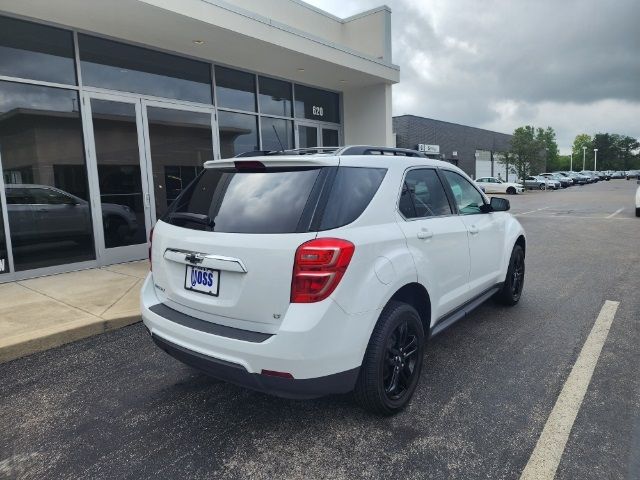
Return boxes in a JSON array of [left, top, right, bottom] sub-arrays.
[[0, 81, 95, 271], [259, 76, 292, 117], [215, 66, 256, 112], [261, 117, 294, 151], [90, 100, 146, 249], [0, 15, 77, 86], [218, 111, 259, 158], [79, 34, 212, 104], [146, 106, 212, 218]]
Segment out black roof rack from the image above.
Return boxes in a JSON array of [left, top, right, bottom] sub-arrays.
[[234, 145, 426, 158]]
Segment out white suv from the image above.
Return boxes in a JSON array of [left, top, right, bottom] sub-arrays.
[[141, 146, 526, 414]]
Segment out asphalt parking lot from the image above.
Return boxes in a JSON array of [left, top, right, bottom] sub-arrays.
[[1, 180, 639, 480]]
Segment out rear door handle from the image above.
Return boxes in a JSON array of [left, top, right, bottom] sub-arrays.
[[468, 225, 479, 235], [417, 229, 433, 240]]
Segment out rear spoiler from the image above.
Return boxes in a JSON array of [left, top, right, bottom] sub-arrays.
[[203, 157, 340, 169]]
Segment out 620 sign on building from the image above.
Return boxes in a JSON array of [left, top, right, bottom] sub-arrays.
[[312, 105, 324, 117]]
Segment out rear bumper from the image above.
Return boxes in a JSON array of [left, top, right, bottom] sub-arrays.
[[141, 274, 374, 397], [151, 333, 358, 399]]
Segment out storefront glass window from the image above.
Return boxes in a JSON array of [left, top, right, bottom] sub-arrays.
[[0, 81, 95, 271], [0, 15, 77, 86], [261, 117, 294, 151], [78, 34, 212, 104], [215, 67, 256, 112], [218, 111, 259, 158], [294, 85, 340, 123], [258, 76, 292, 117]]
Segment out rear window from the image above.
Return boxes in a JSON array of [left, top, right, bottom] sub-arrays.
[[163, 166, 386, 233]]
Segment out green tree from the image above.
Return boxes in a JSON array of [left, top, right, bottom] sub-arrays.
[[572, 134, 592, 171], [538, 127, 560, 171], [506, 125, 545, 181], [612, 134, 640, 170]]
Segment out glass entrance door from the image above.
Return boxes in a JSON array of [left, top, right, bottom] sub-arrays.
[[83, 93, 152, 265], [141, 100, 215, 221], [83, 93, 217, 266], [296, 122, 341, 149], [297, 123, 318, 149], [321, 127, 340, 147]]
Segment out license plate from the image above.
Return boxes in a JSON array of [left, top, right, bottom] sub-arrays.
[[184, 265, 220, 296]]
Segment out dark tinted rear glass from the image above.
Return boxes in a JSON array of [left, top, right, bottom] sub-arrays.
[[319, 167, 386, 230], [164, 166, 386, 233], [164, 168, 321, 233]]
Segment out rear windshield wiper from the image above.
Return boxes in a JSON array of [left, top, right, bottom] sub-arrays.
[[167, 212, 215, 228]]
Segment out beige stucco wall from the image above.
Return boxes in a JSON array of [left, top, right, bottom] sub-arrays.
[[343, 84, 393, 147]]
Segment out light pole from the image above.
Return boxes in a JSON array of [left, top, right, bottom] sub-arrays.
[[593, 148, 598, 171], [570, 152, 573, 171], [582, 146, 586, 171]]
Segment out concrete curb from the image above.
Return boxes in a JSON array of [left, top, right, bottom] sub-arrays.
[[0, 314, 141, 364]]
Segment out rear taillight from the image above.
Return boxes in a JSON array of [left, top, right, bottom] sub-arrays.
[[291, 238, 355, 303], [148, 227, 154, 271]]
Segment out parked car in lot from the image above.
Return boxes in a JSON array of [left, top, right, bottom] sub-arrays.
[[560, 171, 587, 185], [570, 171, 590, 184], [552, 172, 574, 186], [595, 171, 611, 181], [523, 175, 549, 190], [627, 170, 640, 180], [580, 171, 599, 183], [474, 176, 525, 194], [541, 173, 571, 188], [142, 146, 527, 414], [611, 171, 626, 179]]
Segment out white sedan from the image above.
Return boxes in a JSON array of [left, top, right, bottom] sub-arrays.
[[475, 177, 525, 194]]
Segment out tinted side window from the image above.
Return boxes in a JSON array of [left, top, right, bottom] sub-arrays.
[[319, 167, 386, 230], [30, 188, 74, 205], [442, 170, 485, 215], [399, 169, 452, 219], [5, 188, 34, 205]]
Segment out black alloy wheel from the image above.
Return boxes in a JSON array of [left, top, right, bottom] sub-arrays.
[[383, 320, 420, 401], [507, 187, 516, 195], [496, 244, 525, 305], [355, 301, 425, 415]]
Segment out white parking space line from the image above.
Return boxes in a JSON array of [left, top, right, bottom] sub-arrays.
[[515, 207, 550, 216], [606, 208, 624, 219], [520, 300, 620, 480], [522, 215, 635, 221]]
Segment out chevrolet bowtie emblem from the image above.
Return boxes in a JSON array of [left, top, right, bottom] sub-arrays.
[[185, 253, 204, 264]]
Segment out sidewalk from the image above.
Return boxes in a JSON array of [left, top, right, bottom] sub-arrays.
[[0, 261, 147, 363]]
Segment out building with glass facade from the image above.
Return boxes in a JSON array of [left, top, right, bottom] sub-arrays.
[[0, 0, 398, 280]]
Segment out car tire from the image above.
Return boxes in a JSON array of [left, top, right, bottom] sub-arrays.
[[506, 187, 516, 195], [495, 244, 525, 306], [539, 183, 546, 190], [354, 301, 425, 415]]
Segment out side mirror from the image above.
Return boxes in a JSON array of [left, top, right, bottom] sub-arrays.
[[490, 197, 510, 212]]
